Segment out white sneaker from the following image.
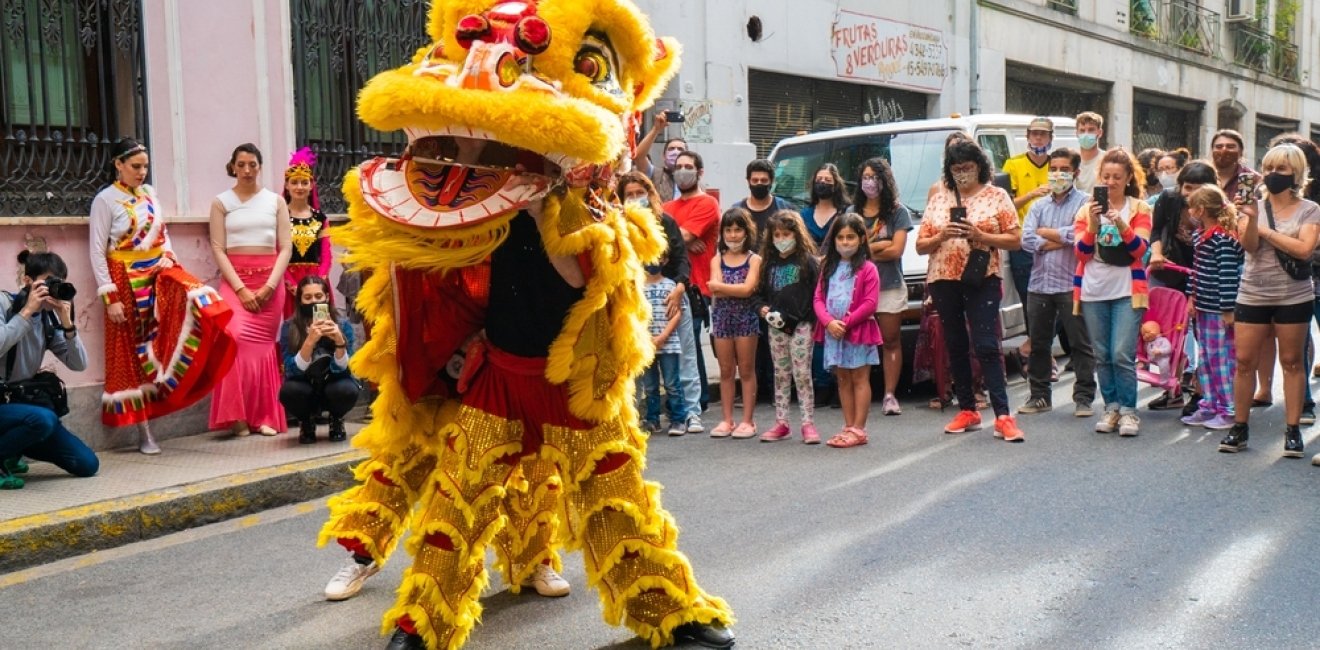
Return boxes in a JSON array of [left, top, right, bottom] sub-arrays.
[[522, 563, 570, 597], [685, 415, 705, 434], [325, 558, 380, 601], [1118, 413, 1140, 437]]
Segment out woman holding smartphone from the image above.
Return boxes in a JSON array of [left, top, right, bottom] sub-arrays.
[[279, 276, 358, 444], [915, 138, 1024, 442], [1073, 148, 1153, 437]]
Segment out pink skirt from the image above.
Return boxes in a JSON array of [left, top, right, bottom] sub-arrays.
[[209, 253, 287, 431]]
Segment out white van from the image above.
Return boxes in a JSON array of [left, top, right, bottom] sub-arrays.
[[767, 114, 1079, 358]]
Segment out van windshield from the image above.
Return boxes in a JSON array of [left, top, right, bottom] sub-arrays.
[[770, 128, 958, 219]]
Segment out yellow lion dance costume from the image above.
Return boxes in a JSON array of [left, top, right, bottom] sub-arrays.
[[317, 1, 735, 648]]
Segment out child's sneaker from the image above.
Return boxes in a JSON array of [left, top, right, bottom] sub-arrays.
[[641, 420, 661, 435], [760, 421, 791, 442], [666, 419, 687, 436], [1181, 407, 1216, 427], [801, 423, 820, 445], [1095, 410, 1121, 433], [1118, 413, 1141, 436], [1203, 413, 1236, 431], [0, 467, 22, 490], [943, 410, 982, 434], [2, 457, 28, 475]]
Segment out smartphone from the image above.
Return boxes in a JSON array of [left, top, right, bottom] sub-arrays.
[[1236, 172, 1258, 204], [664, 109, 685, 123], [313, 303, 330, 322], [949, 206, 967, 223], [1093, 186, 1109, 213]]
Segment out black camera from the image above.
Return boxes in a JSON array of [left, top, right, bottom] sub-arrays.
[[42, 277, 77, 301]]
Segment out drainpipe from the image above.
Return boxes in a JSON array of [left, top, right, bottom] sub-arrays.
[[969, 1, 980, 114]]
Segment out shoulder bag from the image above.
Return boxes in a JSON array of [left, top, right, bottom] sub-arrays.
[[957, 190, 992, 287], [1264, 200, 1311, 281], [2, 319, 70, 417]]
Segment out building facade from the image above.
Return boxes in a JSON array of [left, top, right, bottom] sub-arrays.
[[637, 0, 1320, 194]]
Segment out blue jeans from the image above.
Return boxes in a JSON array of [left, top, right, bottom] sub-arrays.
[[675, 295, 702, 417], [642, 353, 685, 423], [1081, 298, 1145, 414], [0, 404, 99, 477]]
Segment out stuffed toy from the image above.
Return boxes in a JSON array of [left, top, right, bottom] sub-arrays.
[[317, 1, 734, 648]]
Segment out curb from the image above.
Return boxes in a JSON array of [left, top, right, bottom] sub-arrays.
[[0, 450, 367, 574]]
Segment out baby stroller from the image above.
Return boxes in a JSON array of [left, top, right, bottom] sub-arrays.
[[1136, 264, 1191, 397]]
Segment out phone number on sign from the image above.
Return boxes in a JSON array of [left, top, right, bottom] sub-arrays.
[[906, 61, 946, 78]]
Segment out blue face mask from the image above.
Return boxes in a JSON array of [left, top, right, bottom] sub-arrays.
[[627, 196, 650, 209], [1078, 133, 1099, 150], [1029, 144, 1051, 156], [643, 264, 662, 275]]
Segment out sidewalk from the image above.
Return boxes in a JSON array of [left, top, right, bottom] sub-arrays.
[[0, 421, 368, 574], [0, 338, 727, 576]]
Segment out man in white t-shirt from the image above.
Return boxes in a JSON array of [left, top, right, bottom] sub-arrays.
[[1074, 111, 1105, 193]]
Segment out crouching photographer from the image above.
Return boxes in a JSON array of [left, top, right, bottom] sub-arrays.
[[0, 251, 97, 489], [279, 276, 358, 444]]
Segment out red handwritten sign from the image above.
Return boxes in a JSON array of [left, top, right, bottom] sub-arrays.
[[830, 10, 947, 93]]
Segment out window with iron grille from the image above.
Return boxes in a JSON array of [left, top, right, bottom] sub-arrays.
[[0, 0, 150, 217], [290, 0, 431, 213], [1132, 92, 1201, 156], [1047, 0, 1078, 15]]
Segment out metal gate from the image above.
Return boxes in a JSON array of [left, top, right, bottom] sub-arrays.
[[290, 0, 430, 213], [0, 0, 150, 216], [748, 69, 928, 159]]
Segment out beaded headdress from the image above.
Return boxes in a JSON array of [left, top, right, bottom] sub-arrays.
[[285, 146, 316, 182]]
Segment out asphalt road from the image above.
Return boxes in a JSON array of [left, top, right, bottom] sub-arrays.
[[5, 372, 1320, 649]]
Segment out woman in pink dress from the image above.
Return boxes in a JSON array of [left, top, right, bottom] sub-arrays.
[[208, 143, 293, 436]]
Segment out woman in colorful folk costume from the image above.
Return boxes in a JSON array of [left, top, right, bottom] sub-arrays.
[[208, 143, 293, 437], [282, 147, 334, 318], [90, 138, 236, 454], [318, 1, 735, 648]]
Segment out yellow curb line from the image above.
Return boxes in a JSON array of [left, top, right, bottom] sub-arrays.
[[0, 450, 366, 536]]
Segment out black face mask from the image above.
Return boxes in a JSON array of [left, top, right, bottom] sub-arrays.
[[814, 182, 835, 199], [749, 184, 771, 200], [1264, 172, 1296, 195]]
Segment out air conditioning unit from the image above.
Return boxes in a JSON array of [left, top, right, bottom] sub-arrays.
[[1224, 0, 1255, 22]]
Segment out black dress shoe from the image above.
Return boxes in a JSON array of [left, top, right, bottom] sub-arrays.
[[298, 420, 317, 445], [384, 628, 426, 650], [671, 621, 734, 648], [328, 417, 347, 442]]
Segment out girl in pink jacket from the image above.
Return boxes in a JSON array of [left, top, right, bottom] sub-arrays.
[[814, 213, 882, 448]]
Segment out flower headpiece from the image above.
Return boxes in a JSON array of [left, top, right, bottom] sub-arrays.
[[285, 146, 317, 182]]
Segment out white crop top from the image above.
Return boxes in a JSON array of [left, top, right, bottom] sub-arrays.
[[218, 188, 280, 248]]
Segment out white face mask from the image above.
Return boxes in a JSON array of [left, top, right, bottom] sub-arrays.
[[1158, 173, 1177, 190], [725, 239, 745, 253], [1048, 171, 1074, 194], [773, 238, 795, 254]]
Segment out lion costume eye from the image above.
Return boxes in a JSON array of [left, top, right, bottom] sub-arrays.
[[574, 35, 622, 95]]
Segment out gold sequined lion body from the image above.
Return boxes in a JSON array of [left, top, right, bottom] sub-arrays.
[[317, 1, 734, 648]]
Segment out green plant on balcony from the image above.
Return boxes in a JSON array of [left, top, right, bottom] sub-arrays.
[[1274, 0, 1298, 42], [1130, 0, 1157, 38]]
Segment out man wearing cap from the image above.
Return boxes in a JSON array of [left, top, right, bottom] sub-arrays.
[[1002, 117, 1055, 369]]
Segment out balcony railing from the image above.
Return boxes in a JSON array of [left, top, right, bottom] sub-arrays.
[[1231, 22, 1300, 82], [1046, 0, 1078, 14], [1130, 0, 1221, 57]]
